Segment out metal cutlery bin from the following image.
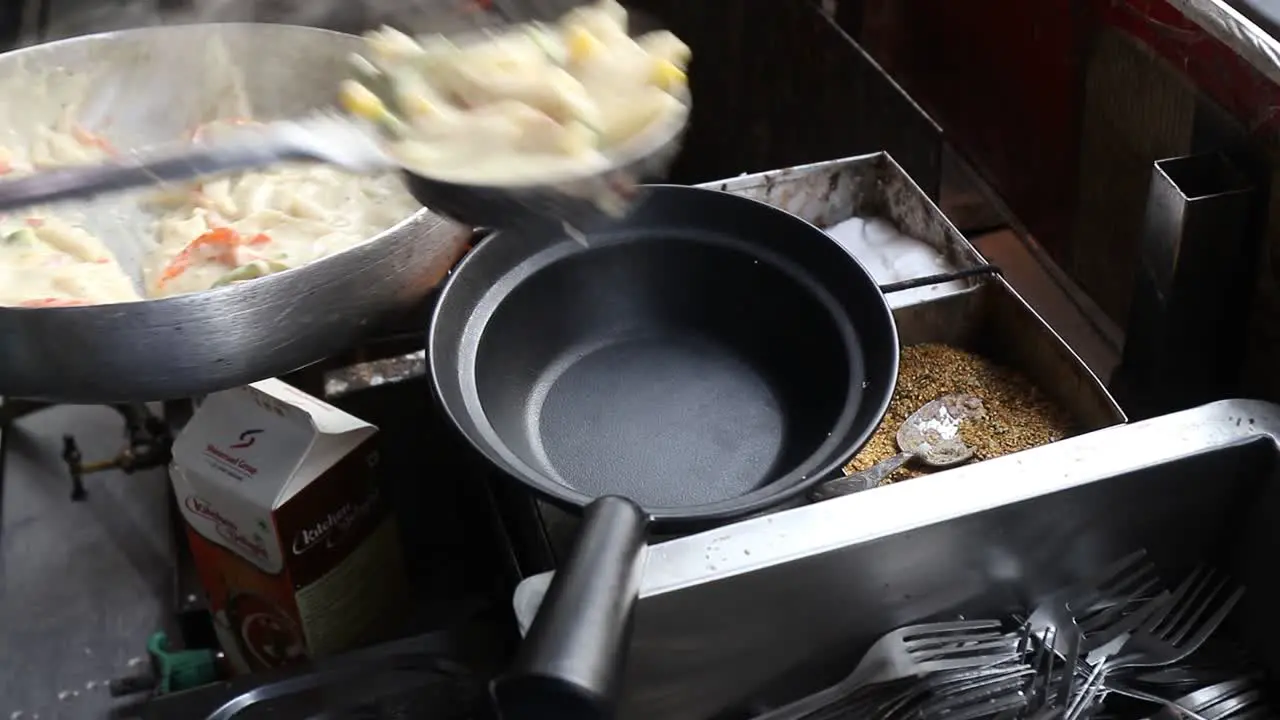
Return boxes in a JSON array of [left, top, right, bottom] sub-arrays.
[[703, 152, 985, 302], [600, 400, 1280, 719]]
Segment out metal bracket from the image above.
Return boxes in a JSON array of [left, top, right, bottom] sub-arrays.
[[62, 403, 173, 501]]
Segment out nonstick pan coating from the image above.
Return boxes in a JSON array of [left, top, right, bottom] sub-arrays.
[[430, 186, 898, 526], [428, 185, 898, 717]]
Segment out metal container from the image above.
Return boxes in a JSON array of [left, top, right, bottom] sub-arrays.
[[891, 275, 1125, 433], [0, 24, 469, 402], [515, 399, 1280, 719], [704, 153, 984, 306], [1115, 152, 1262, 419]]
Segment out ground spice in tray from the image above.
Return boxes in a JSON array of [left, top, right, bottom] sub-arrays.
[[843, 343, 1076, 485]]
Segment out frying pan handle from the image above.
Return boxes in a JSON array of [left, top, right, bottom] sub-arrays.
[[491, 495, 649, 719]]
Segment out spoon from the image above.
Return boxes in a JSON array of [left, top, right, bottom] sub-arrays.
[[0, 106, 687, 231], [810, 393, 986, 501]]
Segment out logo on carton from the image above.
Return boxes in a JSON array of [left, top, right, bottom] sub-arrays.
[[230, 428, 264, 449], [184, 495, 270, 561], [291, 486, 381, 556], [203, 429, 263, 477]]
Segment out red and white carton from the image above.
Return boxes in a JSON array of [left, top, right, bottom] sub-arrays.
[[170, 378, 408, 674]]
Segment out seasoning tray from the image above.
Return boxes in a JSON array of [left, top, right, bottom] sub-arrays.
[[900, 274, 1123, 428], [698, 152, 986, 304]]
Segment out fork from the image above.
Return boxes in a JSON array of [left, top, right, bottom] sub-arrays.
[[752, 620, 1020, 720], [1148, 679, 1260, 720], [1028, 549, 1157, 706], [1067, 664, 1112, 720], [1172, 676, 1269, 717], [1067, 567, 1245, 720], [1087, 566, 1245, 672]]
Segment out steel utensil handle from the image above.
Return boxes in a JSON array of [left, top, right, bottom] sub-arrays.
[[809, 451, 914, 501], [878, 264, 1002, 294], [0, 142, 301, 213], [491, 495, 649, 720]]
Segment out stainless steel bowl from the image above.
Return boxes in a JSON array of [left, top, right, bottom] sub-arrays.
[[0, 24, 470, 402]]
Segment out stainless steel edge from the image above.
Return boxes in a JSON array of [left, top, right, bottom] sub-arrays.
[[514, 399, 1263, 634]]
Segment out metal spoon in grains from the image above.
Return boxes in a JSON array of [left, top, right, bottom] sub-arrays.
[[810, 393, 986, 501]]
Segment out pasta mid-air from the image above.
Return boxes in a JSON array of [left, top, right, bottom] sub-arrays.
[[341, 0, 691, 185]]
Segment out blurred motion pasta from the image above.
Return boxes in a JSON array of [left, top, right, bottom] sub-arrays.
[[344, 0, 691, 185]]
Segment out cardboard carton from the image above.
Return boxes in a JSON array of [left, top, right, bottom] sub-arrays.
[[171, 379, 407, 674]]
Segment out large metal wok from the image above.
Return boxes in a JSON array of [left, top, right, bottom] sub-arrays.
[[0, 24, 470, 402]]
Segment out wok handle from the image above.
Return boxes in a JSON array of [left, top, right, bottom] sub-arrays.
[[0, 141, 309, 213], [491, 495, 649, 720]]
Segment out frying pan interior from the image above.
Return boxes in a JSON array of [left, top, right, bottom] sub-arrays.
[[432, 185, 898, 525], [474, 232, 853, 509]]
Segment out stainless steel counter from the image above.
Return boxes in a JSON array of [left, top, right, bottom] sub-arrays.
[[515, 399, 1280, 719]]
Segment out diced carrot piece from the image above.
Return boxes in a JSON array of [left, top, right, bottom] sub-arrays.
[[71, 124, 116, 155], [158, 227, 246, 285]]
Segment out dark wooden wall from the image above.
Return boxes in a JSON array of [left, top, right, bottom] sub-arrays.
[[625, 0, 944, 195]]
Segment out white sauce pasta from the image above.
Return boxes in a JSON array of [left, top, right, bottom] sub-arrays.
[[343, 0, 691, 185], [142, 119, 420, 298], [0, 109, 421, 306], [0, 68, 136, 307], [0, 217, 139, 307]]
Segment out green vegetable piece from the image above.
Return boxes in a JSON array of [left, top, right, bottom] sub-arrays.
[[212, 259, 288, 287], [4, 228, 37, 245]]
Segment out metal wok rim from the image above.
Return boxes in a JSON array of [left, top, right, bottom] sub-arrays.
[[429, 184, 899, 527]]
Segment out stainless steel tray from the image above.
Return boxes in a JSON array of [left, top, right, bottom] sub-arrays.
[[699, 152, 985, 304], [517, 399, 1280, 719], [893, 274, 1125, 433]]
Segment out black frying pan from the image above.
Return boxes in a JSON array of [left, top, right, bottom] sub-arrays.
[[429, 185, 900, 718]]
